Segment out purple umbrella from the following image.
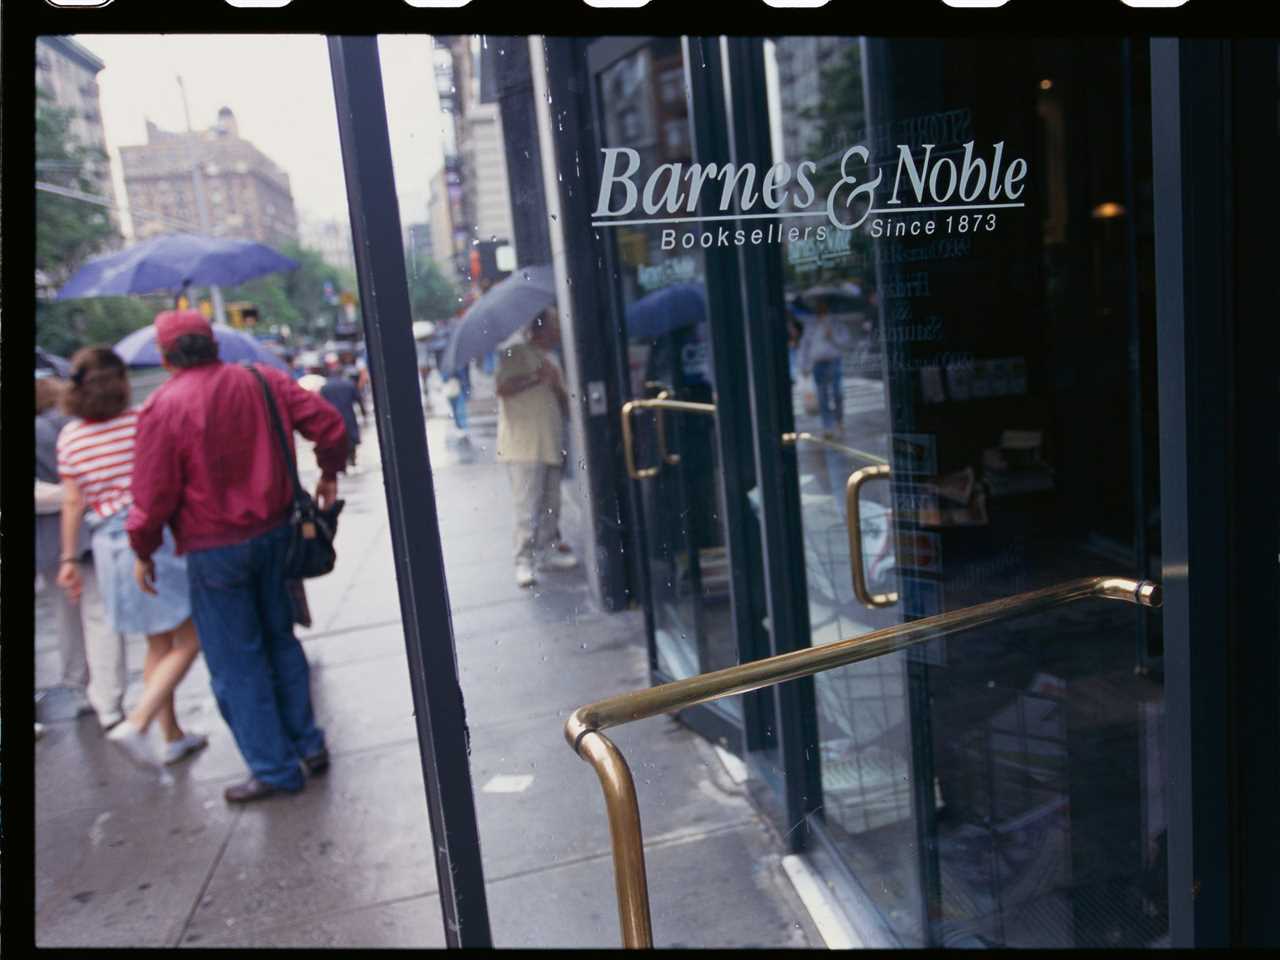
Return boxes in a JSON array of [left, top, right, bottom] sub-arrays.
[[56, 233, 298, 300], [114, 322, 290, 371]]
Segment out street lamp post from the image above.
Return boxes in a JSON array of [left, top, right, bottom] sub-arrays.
[[177, 75, 227, 326]]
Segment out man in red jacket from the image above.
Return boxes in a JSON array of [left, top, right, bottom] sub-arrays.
[[127, 310, 348, 803]]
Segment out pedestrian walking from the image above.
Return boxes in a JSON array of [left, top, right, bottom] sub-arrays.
[[35, 375, 128, 730], [54, 348, 206, 767], [444, 361, 471, 435], [126, 310, 349, 804], [494, 307, 579, 588], [320, 363, 363, 473]]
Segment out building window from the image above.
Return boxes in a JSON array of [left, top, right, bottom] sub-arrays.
[[620, 107, 642, 141], [659, 68, 684, 105], [664, 120, 687, 152]]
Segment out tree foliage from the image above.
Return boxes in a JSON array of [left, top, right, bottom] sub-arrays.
[[36, 297, 166, 358], [222, 243, 359, 338], [35, 87, 150, 356], [36, 87, 120, 290], [405, 246, 461, 324]]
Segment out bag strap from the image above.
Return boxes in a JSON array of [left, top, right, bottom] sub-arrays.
[[242, 362, 305, 505]]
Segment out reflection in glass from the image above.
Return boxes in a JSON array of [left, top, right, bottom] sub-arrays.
[[768, 35, 1168, 948], [597, 40, 741, 712]]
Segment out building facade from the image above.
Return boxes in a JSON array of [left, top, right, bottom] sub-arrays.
[[35, 35, 119, 238], [426, 165, 456, 280], [300, 216, 357, 277], [461, 100, 515, 248], [119, 107, 299, 248]]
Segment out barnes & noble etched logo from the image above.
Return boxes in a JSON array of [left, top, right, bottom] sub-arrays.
[[591, 141, 1028, 249]]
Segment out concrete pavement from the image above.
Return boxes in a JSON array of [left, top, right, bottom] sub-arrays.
[[33, 371, 822, 948]]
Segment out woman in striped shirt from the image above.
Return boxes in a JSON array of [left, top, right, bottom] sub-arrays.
[[56, 346, 206, 769]]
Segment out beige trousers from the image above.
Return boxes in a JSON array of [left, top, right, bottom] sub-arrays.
[[508, 462, 563, 565], [39, 560, 128, 720]]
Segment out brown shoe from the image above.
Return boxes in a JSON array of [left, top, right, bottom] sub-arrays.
[[223, 778, 299, 804]]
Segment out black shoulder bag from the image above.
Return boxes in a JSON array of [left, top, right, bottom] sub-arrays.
[[244, 363, 345, 579]]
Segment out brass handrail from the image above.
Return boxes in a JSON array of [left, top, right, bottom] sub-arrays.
[[565, 575, 1162, 948], [846, 464, 899, 608], [781, 431, 888, 466], [620, 397, 717, 480]]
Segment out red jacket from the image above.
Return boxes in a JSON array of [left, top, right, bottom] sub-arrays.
[[127, 361, 348, 560]]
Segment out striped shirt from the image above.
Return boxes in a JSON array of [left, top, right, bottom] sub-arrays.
[[56, 409, 139, 519]]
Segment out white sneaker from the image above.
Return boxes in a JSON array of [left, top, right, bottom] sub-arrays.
[[107, 720, 159, 768], [98, 709, 125, 732], [163, 733, 209, 765], [35, 722, 46, 740], [539, 549, 579, 572], [515, 561, 537, 588]]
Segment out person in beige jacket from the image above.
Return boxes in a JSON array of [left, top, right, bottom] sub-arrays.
[[494, 308, 579, 588]]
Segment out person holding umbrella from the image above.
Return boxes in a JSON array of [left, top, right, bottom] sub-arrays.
[[495, 306, 579, 588]]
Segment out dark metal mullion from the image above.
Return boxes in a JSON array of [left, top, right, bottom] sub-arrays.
[[720, 36, 825, 852], [1227, 39, 1280, 948], [572, 37, 660, 666], [1149, 38, 1234, 948], [326, 36, 491, 948], [1121, 39, 1154, 671], [856, 38, 942, 943], [682, 34, 764, 756]]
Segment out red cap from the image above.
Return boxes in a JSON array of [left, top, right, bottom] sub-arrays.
[[155, 309, 214, 354]]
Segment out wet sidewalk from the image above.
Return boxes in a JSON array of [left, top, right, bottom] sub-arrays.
[[34, 374, 821, 948]]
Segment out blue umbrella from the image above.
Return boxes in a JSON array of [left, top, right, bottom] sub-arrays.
[[35, 346, 72, 378], [56, 233, 298, 300], [440, 265, 557, 374], [625, 283, 706, 341], [114, 322, 290, 371]]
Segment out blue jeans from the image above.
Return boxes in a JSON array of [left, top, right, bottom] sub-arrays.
[[812, 357, 844, 430], [187, 522, 324, 790]]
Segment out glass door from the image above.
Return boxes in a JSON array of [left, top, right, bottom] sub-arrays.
[[747, 35, 1169, 948], [587, 37, 746, 742]]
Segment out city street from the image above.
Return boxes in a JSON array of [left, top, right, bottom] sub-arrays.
[[33, 372, 822, 948]]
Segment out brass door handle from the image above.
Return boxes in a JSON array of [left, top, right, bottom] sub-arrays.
[[566, 575, 1162, 948], [641, 382, 680, 467], [653, 391, 681, 467], [846, 463, 899, 608], [620, 396, 716, 481]]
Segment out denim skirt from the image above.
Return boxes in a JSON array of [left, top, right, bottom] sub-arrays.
[[90, 508, 192, 635]]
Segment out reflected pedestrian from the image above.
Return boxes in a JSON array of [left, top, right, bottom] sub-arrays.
[[55, 348, 206, 767], [798, 300, 848, 438], [495, 307, 579, 588], [126, 311, 348, 803]]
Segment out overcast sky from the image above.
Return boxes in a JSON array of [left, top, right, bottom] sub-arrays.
[[75, 34, 448, 238]]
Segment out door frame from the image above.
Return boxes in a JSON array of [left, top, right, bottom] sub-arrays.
[[706, 31, 1279, 950], [581, 35, 757, 751], [1150, 37, 1280, 948]]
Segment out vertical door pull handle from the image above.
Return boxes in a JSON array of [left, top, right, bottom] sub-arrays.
[[846, 463, 899, 608]]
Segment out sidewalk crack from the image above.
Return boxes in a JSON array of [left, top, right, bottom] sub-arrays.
[[171, 806, 243, 947]]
